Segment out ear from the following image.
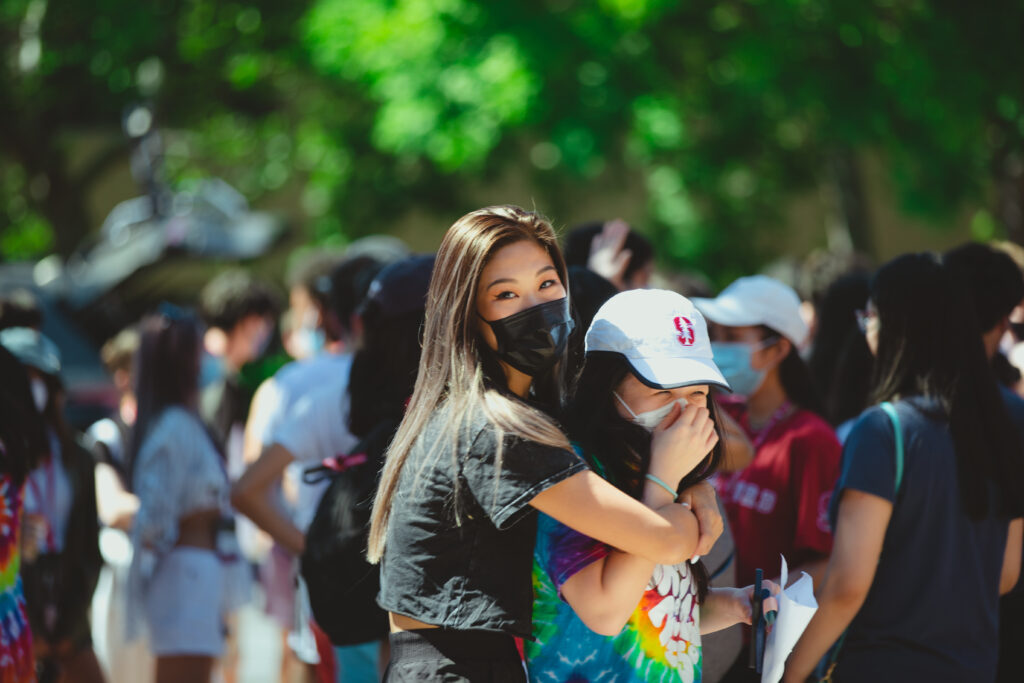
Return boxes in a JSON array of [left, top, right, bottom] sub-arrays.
[[750, 336, 789, 372], [768, 337, 792, 366]]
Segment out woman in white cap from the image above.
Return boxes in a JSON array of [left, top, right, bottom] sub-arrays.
[[366, 207, 718, 681], [525, 289, 775, 683], [693, 276, 841, 677]]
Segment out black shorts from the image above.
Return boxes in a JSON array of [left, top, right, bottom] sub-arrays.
[[384, 628, 525, 682]]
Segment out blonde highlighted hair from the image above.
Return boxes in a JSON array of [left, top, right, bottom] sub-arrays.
[[366, 206, 572, 563]]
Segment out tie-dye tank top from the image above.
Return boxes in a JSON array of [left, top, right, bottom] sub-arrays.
[[526, 511, 702, 683], [0, 471, 35, 682]]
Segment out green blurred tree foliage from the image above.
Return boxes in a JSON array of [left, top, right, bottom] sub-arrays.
[[2, 0, 1024, 276]]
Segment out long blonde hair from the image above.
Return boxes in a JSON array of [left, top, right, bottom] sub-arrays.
[[366, 206, 573, 563]]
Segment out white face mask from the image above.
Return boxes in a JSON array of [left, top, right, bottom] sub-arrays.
[[614, 392, 687, 432], [31, 378, 48, 413]]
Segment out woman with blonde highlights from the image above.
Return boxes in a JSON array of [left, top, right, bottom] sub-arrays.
[[369, 206, 719, 681]]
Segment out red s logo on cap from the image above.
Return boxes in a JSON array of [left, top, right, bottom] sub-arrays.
[[674, 316, 695, 346]]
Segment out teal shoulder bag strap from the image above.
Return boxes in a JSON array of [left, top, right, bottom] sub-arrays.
[[819, 401, 904, 682], [878, 402, 905, 492]]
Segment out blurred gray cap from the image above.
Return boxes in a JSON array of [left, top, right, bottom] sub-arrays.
[[0, 327, 61, 376]]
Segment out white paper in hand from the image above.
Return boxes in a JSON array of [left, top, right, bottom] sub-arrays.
[[761, 555, 818, 683]]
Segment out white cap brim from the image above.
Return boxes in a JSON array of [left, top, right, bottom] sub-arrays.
[[690, 296, 763, 328], [626, 355, 731, 392]]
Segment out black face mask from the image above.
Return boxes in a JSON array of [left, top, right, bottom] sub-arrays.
[[482, 297, 575, 377]]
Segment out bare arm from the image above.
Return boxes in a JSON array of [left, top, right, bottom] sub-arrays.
[[534, 403, 715, 567], [242, 379, 277, 467], [94, 462, 139, 531], [1002, 518, 1023, 595], [560, 550, 658, 636], [700, 582, 779, 635], [231, 443, 305, 555], [558, 477, 701, 635], [782, 489, 891, 682], [532, 471, 699, 566]]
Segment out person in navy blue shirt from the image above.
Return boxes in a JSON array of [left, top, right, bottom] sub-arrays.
[[784, 253, 1024, 683], [944, 242, 1024, 683]]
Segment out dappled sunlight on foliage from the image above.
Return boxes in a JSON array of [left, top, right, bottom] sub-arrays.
[[1, 0, 1023, 277], [304, 0, 539, 170]]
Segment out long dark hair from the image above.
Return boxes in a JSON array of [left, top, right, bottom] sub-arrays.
[[757, 325, 824, 417], [563, 351, 724, 602], [826, 330, 874, 426], [368, 206, 573, 562], [808, 272, 874, 426], [347, 308, 425, 439], [0, 346, 45, 485], [127, 309, 203, 483], [870, 253, 1024, 519], [38, 372, 79, 461]]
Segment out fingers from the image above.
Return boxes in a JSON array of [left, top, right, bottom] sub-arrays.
[[611, 248, 632, 280], [587, 220, 632, 287], [676, 403, 707, 427], [700, 414, 718, 451], [704, 429, 720, 454], [589, 220, 629, 258], [695, 523, 717, 556], [688, 483, 724, 556], [655, 400, 683, 431], [701, 413, 716, 439], [603, 219, 630, 250]]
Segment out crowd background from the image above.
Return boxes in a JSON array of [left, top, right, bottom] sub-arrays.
[[3, 2, 1024, 683]]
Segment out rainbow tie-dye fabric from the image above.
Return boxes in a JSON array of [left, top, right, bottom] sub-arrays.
[[526, 512, 702, 683], [0, 473, 34, 682]]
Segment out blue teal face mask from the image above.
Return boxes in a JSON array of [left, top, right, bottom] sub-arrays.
[[291, 325, 325, 359], [199, 351, 226, 388], [710, 341, 771, 397]]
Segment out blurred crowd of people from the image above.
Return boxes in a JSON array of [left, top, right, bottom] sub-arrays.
[[0, 209, 1023, 683]]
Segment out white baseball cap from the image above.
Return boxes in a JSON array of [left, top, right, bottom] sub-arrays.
[[692, 275, 809, 347], [585, 289, 730, 391]]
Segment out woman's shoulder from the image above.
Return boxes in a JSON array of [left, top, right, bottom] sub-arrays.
[[849, 398, 943, 437], [155, 405, 203, 430], [843, 403, 916, 454], [143, 406, 209, 451]]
